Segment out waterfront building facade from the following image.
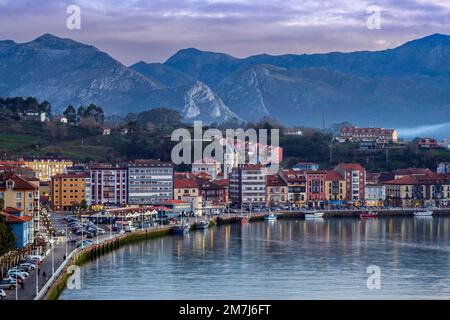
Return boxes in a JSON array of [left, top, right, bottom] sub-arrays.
[[279, 169, 307, 207], [266, 174, 288, 206], [90, 165, 128, 206], [334, 163, 366, 204], [324, 171, 346, 205], [305, 170, 327, 208], [191, 158, 222, 180], [0, 173, 38, 216], [229, 164, 266, 207], [127, 160, 174, 205]]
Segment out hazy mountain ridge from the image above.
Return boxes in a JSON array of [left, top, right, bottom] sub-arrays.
[[1, 33, 450, 126]]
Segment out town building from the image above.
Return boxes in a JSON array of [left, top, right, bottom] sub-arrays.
[[51, 173, 91, 211], [338, 126, 398, 144], [90, 165, 128, 207], [229, 164, 266, 207], [305, 170, 327, 208], [364, 173, 385, 207], [266, 174, 288, 206], [174, 178, 200, 200], [293, 162, 319, 171], [198, 180, 228, 205], [417, 138, 438, 149], [324, 171, 346, 205], [127, 160, 174, 205], [24, 157, 73, 182], [437, 162, 450, 174], [191, 158, 222, 180], [383, 174, 450, 207], [0, 173, 39, 217], [0, 208, 34, 248], [334, 163, 366, 204], [279, 169, 307, 206]]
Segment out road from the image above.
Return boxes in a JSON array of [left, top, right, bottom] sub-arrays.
[[3, 212, 114, 300]]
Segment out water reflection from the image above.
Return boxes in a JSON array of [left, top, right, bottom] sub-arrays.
[[60, 217, 450, 300]]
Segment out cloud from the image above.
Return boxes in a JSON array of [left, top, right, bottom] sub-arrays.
[[1, 0, 450, 64]]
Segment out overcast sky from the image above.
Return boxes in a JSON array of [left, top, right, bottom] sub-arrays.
[[1, 0, 449, 65]]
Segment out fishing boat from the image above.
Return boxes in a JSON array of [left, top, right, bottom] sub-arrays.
[[264, 213, 277, 221], [173, 222, 190, 234], [414, 210, 433, 217], [304, 211, 325, 219], [194, 220, 210, 230], [359, 211, 378, 219]]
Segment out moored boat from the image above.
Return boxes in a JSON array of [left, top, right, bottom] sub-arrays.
[[359, 211, 378, 219], [304, 211, 324, 219], [414, 210, 433, 217], [173, 222, 190, 234], [264, 213, 277, 221], [194, 220, 210, 230]]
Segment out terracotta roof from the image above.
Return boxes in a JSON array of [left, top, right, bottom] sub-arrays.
[[3, 207, 22, 215], [280, 170, 306, 183], [0, 173, 37, 190], [393, 168, 434, 176], [336, 163, 365, 171], [326, 171, 344, 181], [158, 200, 189, 205], [0, 211, 32, 223], [174, 178, 199, 189], [383, 175, 437, 185], [266, 174, 287, 187], [214, 179, 229, 187]]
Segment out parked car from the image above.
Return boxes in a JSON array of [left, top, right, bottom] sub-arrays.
[[0, 278, 16, 290], [7, 271, 28, 280], [9, 266, 29, 273], [0, 288, 6, 299], [27, 255, 43, 262], [77, 239, 93, 248], [19, 263, 36, 271]]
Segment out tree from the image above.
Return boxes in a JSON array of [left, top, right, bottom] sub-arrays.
[[63, 105, 77, 124], [0, 215, 15, 254]]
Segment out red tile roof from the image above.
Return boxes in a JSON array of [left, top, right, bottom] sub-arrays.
[[336, 163, 365, 171], [174, 178, 199, 189], [0, 211, 32, 223], [52, 173, 89, 179], [266, 174, 287, 187], [0, 173, 37, 190], [326, 171, 344, 181]]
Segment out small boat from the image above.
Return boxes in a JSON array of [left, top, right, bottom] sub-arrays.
[[264, 213, 277, 221], [194, 220, 210, 230], [238, 216, 250, 224], [414, 210, 433, 217], [304, 212, 324, 219], [359, 211, 378, 219], [173, 222, 190, 234]]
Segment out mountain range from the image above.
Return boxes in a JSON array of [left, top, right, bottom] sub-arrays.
[[1, 33, 450, 127]]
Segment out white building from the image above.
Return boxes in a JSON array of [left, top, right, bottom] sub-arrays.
[[437, 162, 450, 174], [229, 164, 266, 207], [192, 158, 222, 180], [364, 185, 386, 207]]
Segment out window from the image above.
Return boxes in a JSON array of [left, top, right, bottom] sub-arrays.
[[16, 192, 22, 200]]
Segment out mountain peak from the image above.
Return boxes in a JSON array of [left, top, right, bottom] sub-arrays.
[[400, 33, 450, 49], [28, 33, 89, 50]]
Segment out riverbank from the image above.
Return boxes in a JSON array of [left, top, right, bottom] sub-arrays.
[[43, 208, 450, 300]]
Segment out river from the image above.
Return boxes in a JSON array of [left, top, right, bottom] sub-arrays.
[[59, 216, 450, 299]]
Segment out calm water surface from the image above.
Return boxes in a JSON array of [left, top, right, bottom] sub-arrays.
[[60, 217, 450, 299]]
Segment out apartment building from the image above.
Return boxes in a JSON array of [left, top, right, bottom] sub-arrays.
[[90, 165, 128, 206], [278, 169, 307, 206], [0, 173, 38, 216], [335, 163, 366, 204], [338, 126, 398, 144], [266, 174, 288, 206], [305, 170, 327, 208], [324, 170, 346, 204], [127, 160, 174, 205], [229, 164, 266, 207], [24, 157, 73, 182], [51, 173, 91, 211]]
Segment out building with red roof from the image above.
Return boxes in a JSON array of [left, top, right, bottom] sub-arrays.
[[335, 163, 366, 204]]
